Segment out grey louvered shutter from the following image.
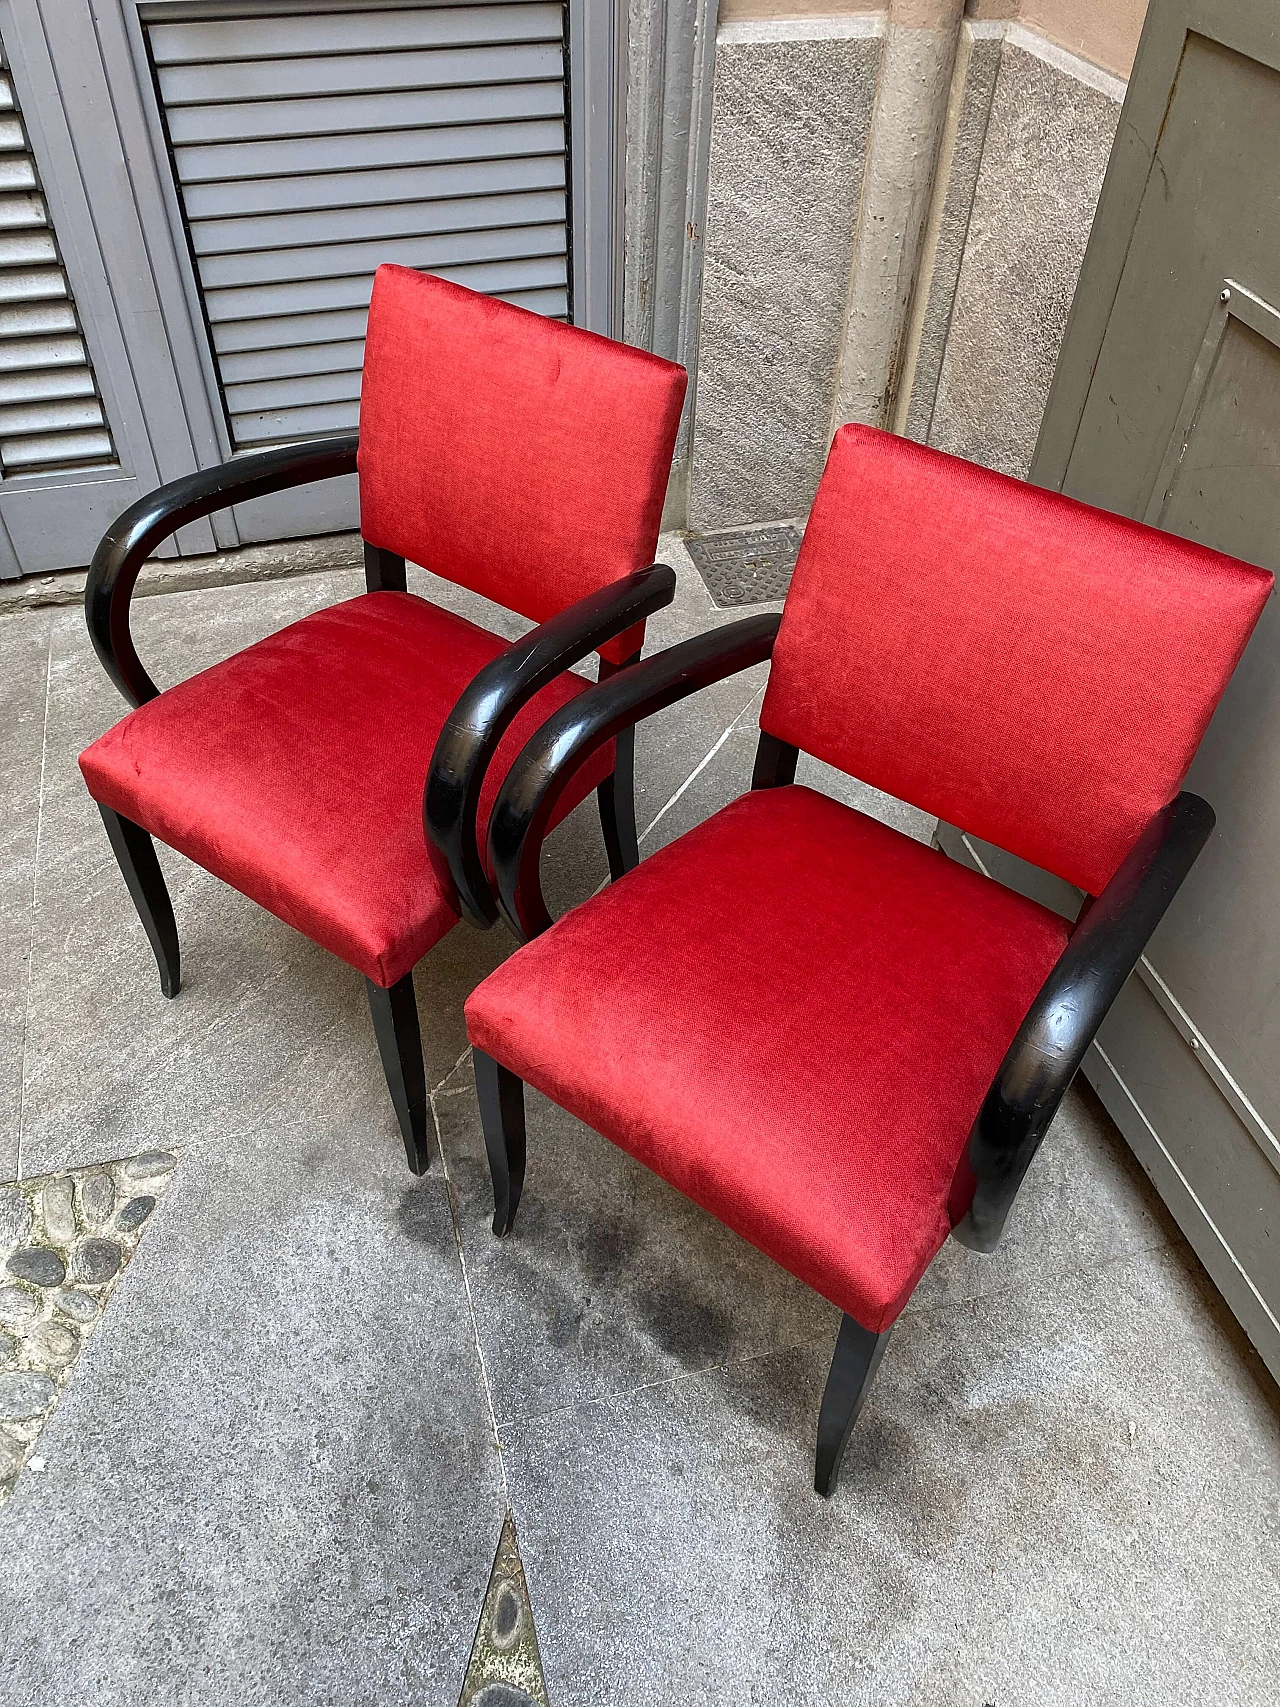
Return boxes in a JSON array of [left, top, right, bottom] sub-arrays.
[[146, 2, 569, 450], [0, 49, 114, 476]]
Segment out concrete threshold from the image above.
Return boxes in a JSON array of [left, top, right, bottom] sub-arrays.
[[0, 531, 363, 617]]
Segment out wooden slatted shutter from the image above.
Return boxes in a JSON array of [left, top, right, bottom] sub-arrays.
[[145, 2, 570, 449], [0, 46, 115, 476]]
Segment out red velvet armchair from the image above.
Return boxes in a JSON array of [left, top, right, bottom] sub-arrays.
[[77, 266, 686, 1174], [462, 424, 1272, 1495]]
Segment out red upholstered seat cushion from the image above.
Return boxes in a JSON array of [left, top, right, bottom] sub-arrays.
[[358, 266, 688, 666], [79, 591, 611, 988], [762, 425, 1273, 895], [465, 785, 1072, 1332]]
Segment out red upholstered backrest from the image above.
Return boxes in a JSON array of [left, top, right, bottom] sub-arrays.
[[358, 265, 687, 664], [760, 425, 1273, 894]]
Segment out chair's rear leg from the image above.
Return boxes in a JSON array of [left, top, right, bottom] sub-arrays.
[[473, 1048, 527, 1236], [98, 805, 180, 998], [363, 541, 407, 593], [597, 723, 639, 881], [364, 973, 430, 1175], [814, 1314, 892, 1497]]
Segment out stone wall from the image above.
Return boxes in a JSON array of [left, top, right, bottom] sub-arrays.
[[906, 25, 1124, 477], [688, 18, 882, 530], [680, 6, 1133, 528]]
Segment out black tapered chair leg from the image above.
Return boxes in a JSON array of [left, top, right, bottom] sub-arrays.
[[364, 972, 430, 1175], [98, 804, 181, 999], [597, 724, 639, 881], [473, 1048, 527, 1236], [814, 1314, 892, 1497]]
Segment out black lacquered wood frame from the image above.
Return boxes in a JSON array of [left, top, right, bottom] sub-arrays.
[[87, 431, 361, 709], [487, 613, 782, 939], [421, 564, 676, 925], [952, 789, 1215, 1250], [474, 618, 1218, 1493]]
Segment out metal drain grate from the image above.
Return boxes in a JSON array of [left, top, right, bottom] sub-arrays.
[[685, 522, 803, 607]]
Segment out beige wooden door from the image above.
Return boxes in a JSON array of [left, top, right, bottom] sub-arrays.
[[954, 0, 1280, 1382]]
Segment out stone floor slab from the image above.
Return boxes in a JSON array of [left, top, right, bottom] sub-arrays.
[[437, 1062, 832, 1427], [0, 551, 1277, 1707], [0, 1120, 505, 1705], [0, 609, 51, 1180], [501, 1237, 1280, 1707]]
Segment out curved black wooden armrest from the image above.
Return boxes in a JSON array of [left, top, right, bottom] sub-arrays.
[[423, 564, 678, 927], [487, 612, 781, 940], [953, 790, 1216, 1252], [86, 431, 360, 708]]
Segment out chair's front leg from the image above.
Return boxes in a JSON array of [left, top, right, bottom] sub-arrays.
[[473, 1049, 527, 1236], [364, 973, 430, 1174], [815, 1314, 892, 1497], [596, 723, 639, 880], [98, 806, 180, 999]]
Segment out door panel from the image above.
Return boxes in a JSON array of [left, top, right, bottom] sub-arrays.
[[1063, 32, 1280, 518], [1027, 0, 1280, 1379]]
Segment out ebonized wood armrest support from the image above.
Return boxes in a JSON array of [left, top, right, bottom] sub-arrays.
[[86, 431, 360, 709], [488, 612, 781, 941], [953, 790, 1216, 1252], [424, 564, 679, 928]]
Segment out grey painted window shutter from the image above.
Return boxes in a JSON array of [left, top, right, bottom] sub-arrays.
[[146, 2, 570, 449], [0, 52, 114, 475]]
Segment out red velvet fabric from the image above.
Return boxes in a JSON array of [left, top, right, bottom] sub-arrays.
[[358, 266, 688, 666], [465, 786, 1071, 1331], [79, 592, 612, 988], [761, 426, 1273, 895]]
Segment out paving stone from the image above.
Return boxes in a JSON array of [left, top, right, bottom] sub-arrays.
[[0, 1188, 32, 1253], [490, 1583, 522, 1649], [115, 1196, 155, 1234], [0, 1431, 22, 1479], [459, 1515, 549, 1707], [0, 1285, 37, 1327], [0, 1370, 56, 1422], [41, 1177, 76, 1246], [70, 1238, 122, 1286], [6, 1247, 65, 1288], [0, 1156, 174, 1510], [28, 1321, 78, 1366], [51, 1290, 98, 1325], [123, 1151, 177, 1184], [78, 1174, 115, 1227], [473, 1688, 538, 1707]]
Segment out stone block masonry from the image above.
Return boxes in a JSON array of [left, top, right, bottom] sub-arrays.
[[684, 8, 1131, 528], [689, 17, 882, 530], [921, 25, 1124, 476]]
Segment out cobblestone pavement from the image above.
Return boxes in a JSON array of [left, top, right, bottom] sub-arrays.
[[1, 551, 1278, 1707], [459, 1517, 549, 1707], [0, 1154, 176, 1505]]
